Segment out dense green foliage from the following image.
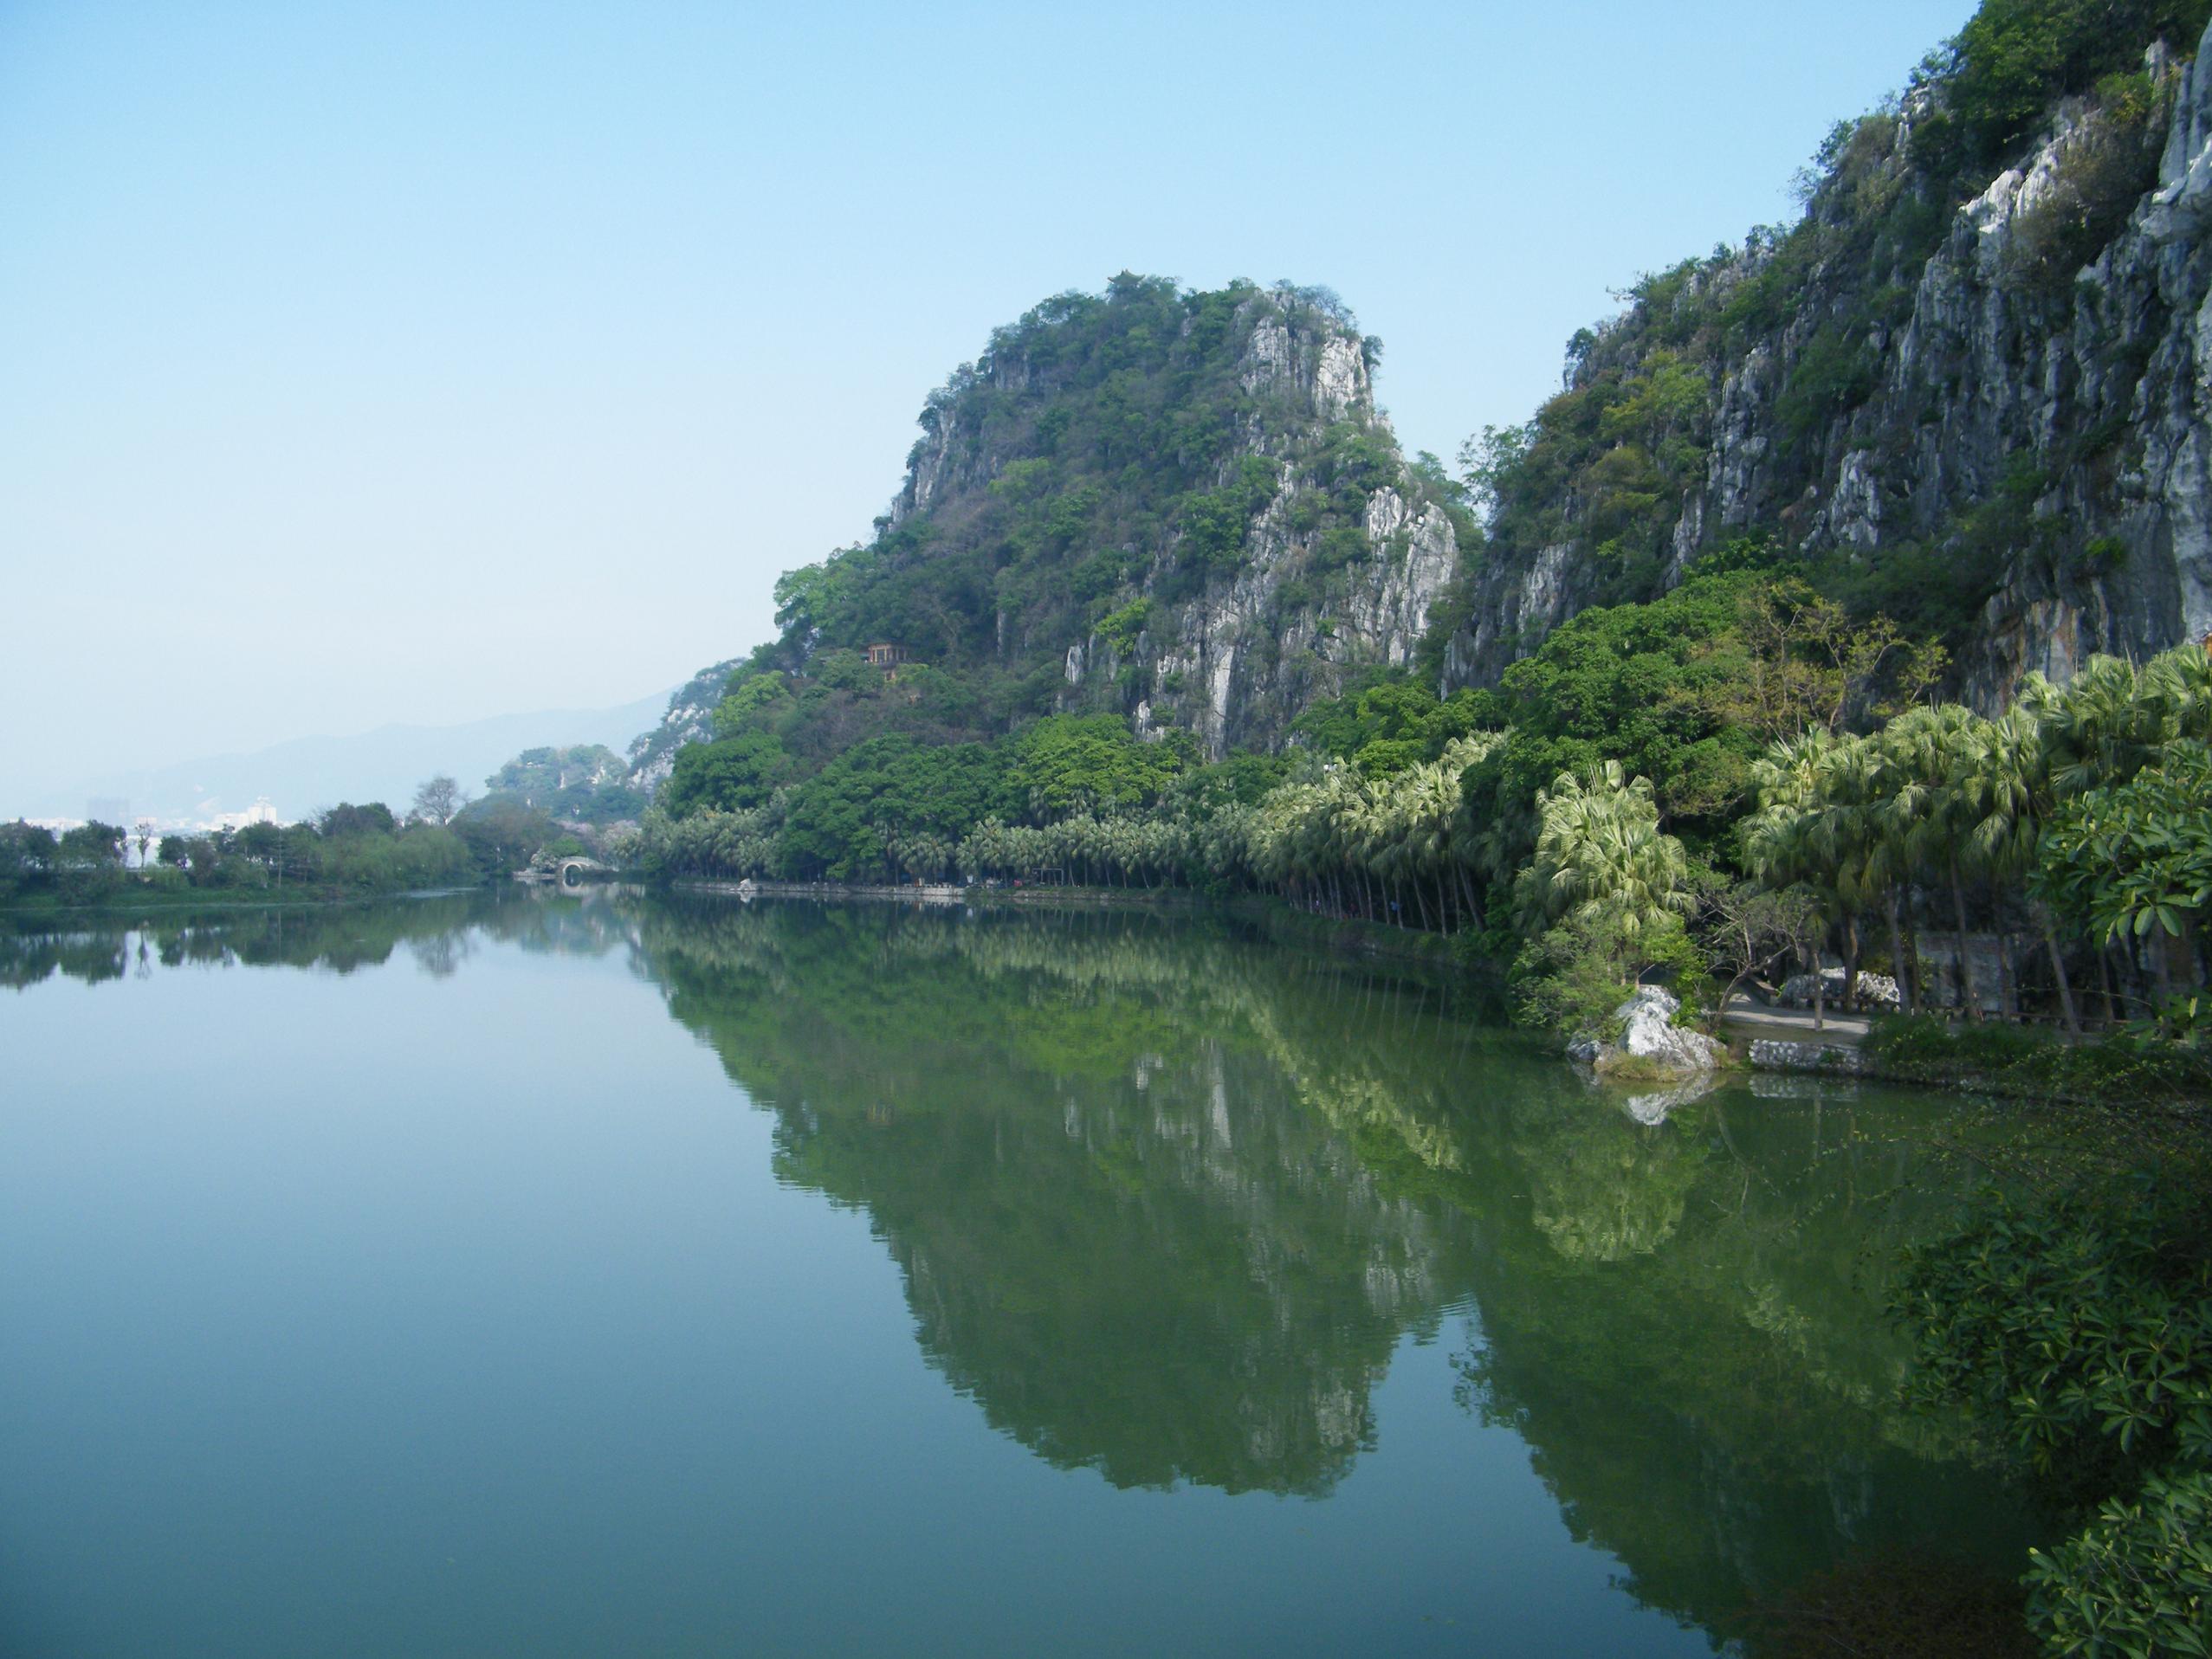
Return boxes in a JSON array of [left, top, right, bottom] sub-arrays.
[[482, 744, 644, 822], [2038, 739, 2212, 999], [1914, 0, 2212, 175], [1865, 1013, 2212, 1103], [639, 607, 2212, 1069], [0, 806, 475, 907], [1738, 643, 2212, 1036], [1897, 1178, 2212, 1654], [680, 273, 1471, 780]]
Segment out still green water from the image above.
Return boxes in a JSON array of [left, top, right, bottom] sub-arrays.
[[0, 891, 2034, 1656]]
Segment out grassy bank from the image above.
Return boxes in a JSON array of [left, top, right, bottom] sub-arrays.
[[1859, 1015, 2212, 1111]]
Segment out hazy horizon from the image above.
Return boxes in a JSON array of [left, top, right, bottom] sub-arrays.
[[15, 684, 675, 825], [3, 0, 1973, 791]]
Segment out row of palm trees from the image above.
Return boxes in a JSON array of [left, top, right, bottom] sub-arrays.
[[1739, 645, 2212, 1028], [627, 736, 1503, 932], [630, 642, 2209, 1030], [938, 734, 1499, 932]]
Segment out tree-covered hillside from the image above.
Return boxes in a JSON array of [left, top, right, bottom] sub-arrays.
[[481, 744, 643, 822], [641, 274, 1473, 796]]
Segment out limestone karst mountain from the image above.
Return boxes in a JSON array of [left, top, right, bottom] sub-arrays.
[[1442, 8, 2212, 703], [631, 275, 1470, 774], [626, 3, 2212, 787]]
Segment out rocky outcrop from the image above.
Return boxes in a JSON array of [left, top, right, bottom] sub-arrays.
[[881, 282, 1463, 760], [1445, 17, 2212, 704], [1568, 986, 1725, 1081], [624, 656, 742, 791], [1100, 299, 1462, 756], [1777, 969, 1902, 1010], [1143, 481, 1459, 758]]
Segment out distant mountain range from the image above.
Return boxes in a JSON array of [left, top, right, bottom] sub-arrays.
[[31, 690, 673, 826]]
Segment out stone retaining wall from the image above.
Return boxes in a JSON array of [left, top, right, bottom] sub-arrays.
[[1748, 1039, 1868, 1076]]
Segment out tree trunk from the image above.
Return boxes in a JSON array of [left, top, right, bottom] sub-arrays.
[[1999, 898, 2017, 1026], [1886, 888, 1917, 1017], [1901, 894, 1924, 1017], [1842, 913, 1860, 1013], [2043, 919, 2081, 1037], [1456, 866, 1484, 934], [1948, 858, 1982, 1023]]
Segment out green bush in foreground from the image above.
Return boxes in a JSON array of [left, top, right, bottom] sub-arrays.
[[1896, 1183, 2212, 1655], [2028, 1470, 2212, 1656]]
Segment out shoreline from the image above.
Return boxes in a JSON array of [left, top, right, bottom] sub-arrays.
[[671, 877, 1476, 973], [19, 875, 2197, 1111], [0, 882, 484, 920]]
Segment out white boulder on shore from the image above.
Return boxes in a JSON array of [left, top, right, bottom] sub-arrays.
[[1567, 987, 1725, 1077]]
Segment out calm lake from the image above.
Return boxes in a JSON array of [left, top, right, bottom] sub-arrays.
[[1, 891, 2038, 1656]]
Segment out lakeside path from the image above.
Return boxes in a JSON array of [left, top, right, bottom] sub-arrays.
[[1720, 994, 1874, 1048]]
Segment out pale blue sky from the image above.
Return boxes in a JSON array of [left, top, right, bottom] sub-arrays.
[[0, 0, 1973, 797]]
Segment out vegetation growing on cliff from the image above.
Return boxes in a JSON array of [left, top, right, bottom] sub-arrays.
[[1452, 0, 2209, 697], [670, 273, 1471, 779], [481, 745, 644, 823]]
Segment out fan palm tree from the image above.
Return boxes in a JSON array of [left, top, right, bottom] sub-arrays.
[[1881, 703, 1989, 1021], [1948, 703, 2081, 1029], [1518, 761, 1692, 945], [1822, 732, 1923, 1015]]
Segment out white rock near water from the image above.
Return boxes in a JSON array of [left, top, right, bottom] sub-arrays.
[[1568, 987, 1725, 1078]]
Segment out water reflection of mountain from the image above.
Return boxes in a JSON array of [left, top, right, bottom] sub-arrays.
[[637, 902, 1472, 1496], [628, 898, 2041, 1637], [10, 892, 2043, 1640]]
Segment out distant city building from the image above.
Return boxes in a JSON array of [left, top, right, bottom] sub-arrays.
[[216, 798, 281, 829], [85, 796, 131, 826]]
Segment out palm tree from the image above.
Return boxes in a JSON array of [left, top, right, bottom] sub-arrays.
[[1822, 732, 1922, 1015], [1949, 704, 2081, 1031], [1881, 703, 1987, 1022], [1746, 732, 1839, 1023], [1518, 761, 1693, 946]]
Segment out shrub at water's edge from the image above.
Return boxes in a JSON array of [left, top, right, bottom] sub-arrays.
[[1894, 1165, 2212, 1654]]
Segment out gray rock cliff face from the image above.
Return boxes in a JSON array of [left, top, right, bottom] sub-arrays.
[[625, 657, 743, 791], [900, 288, 1463, 758], [1142, 473, 1460, 758], [1446, 18, 2212, 704], [1098, 300, 1459, 758]]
